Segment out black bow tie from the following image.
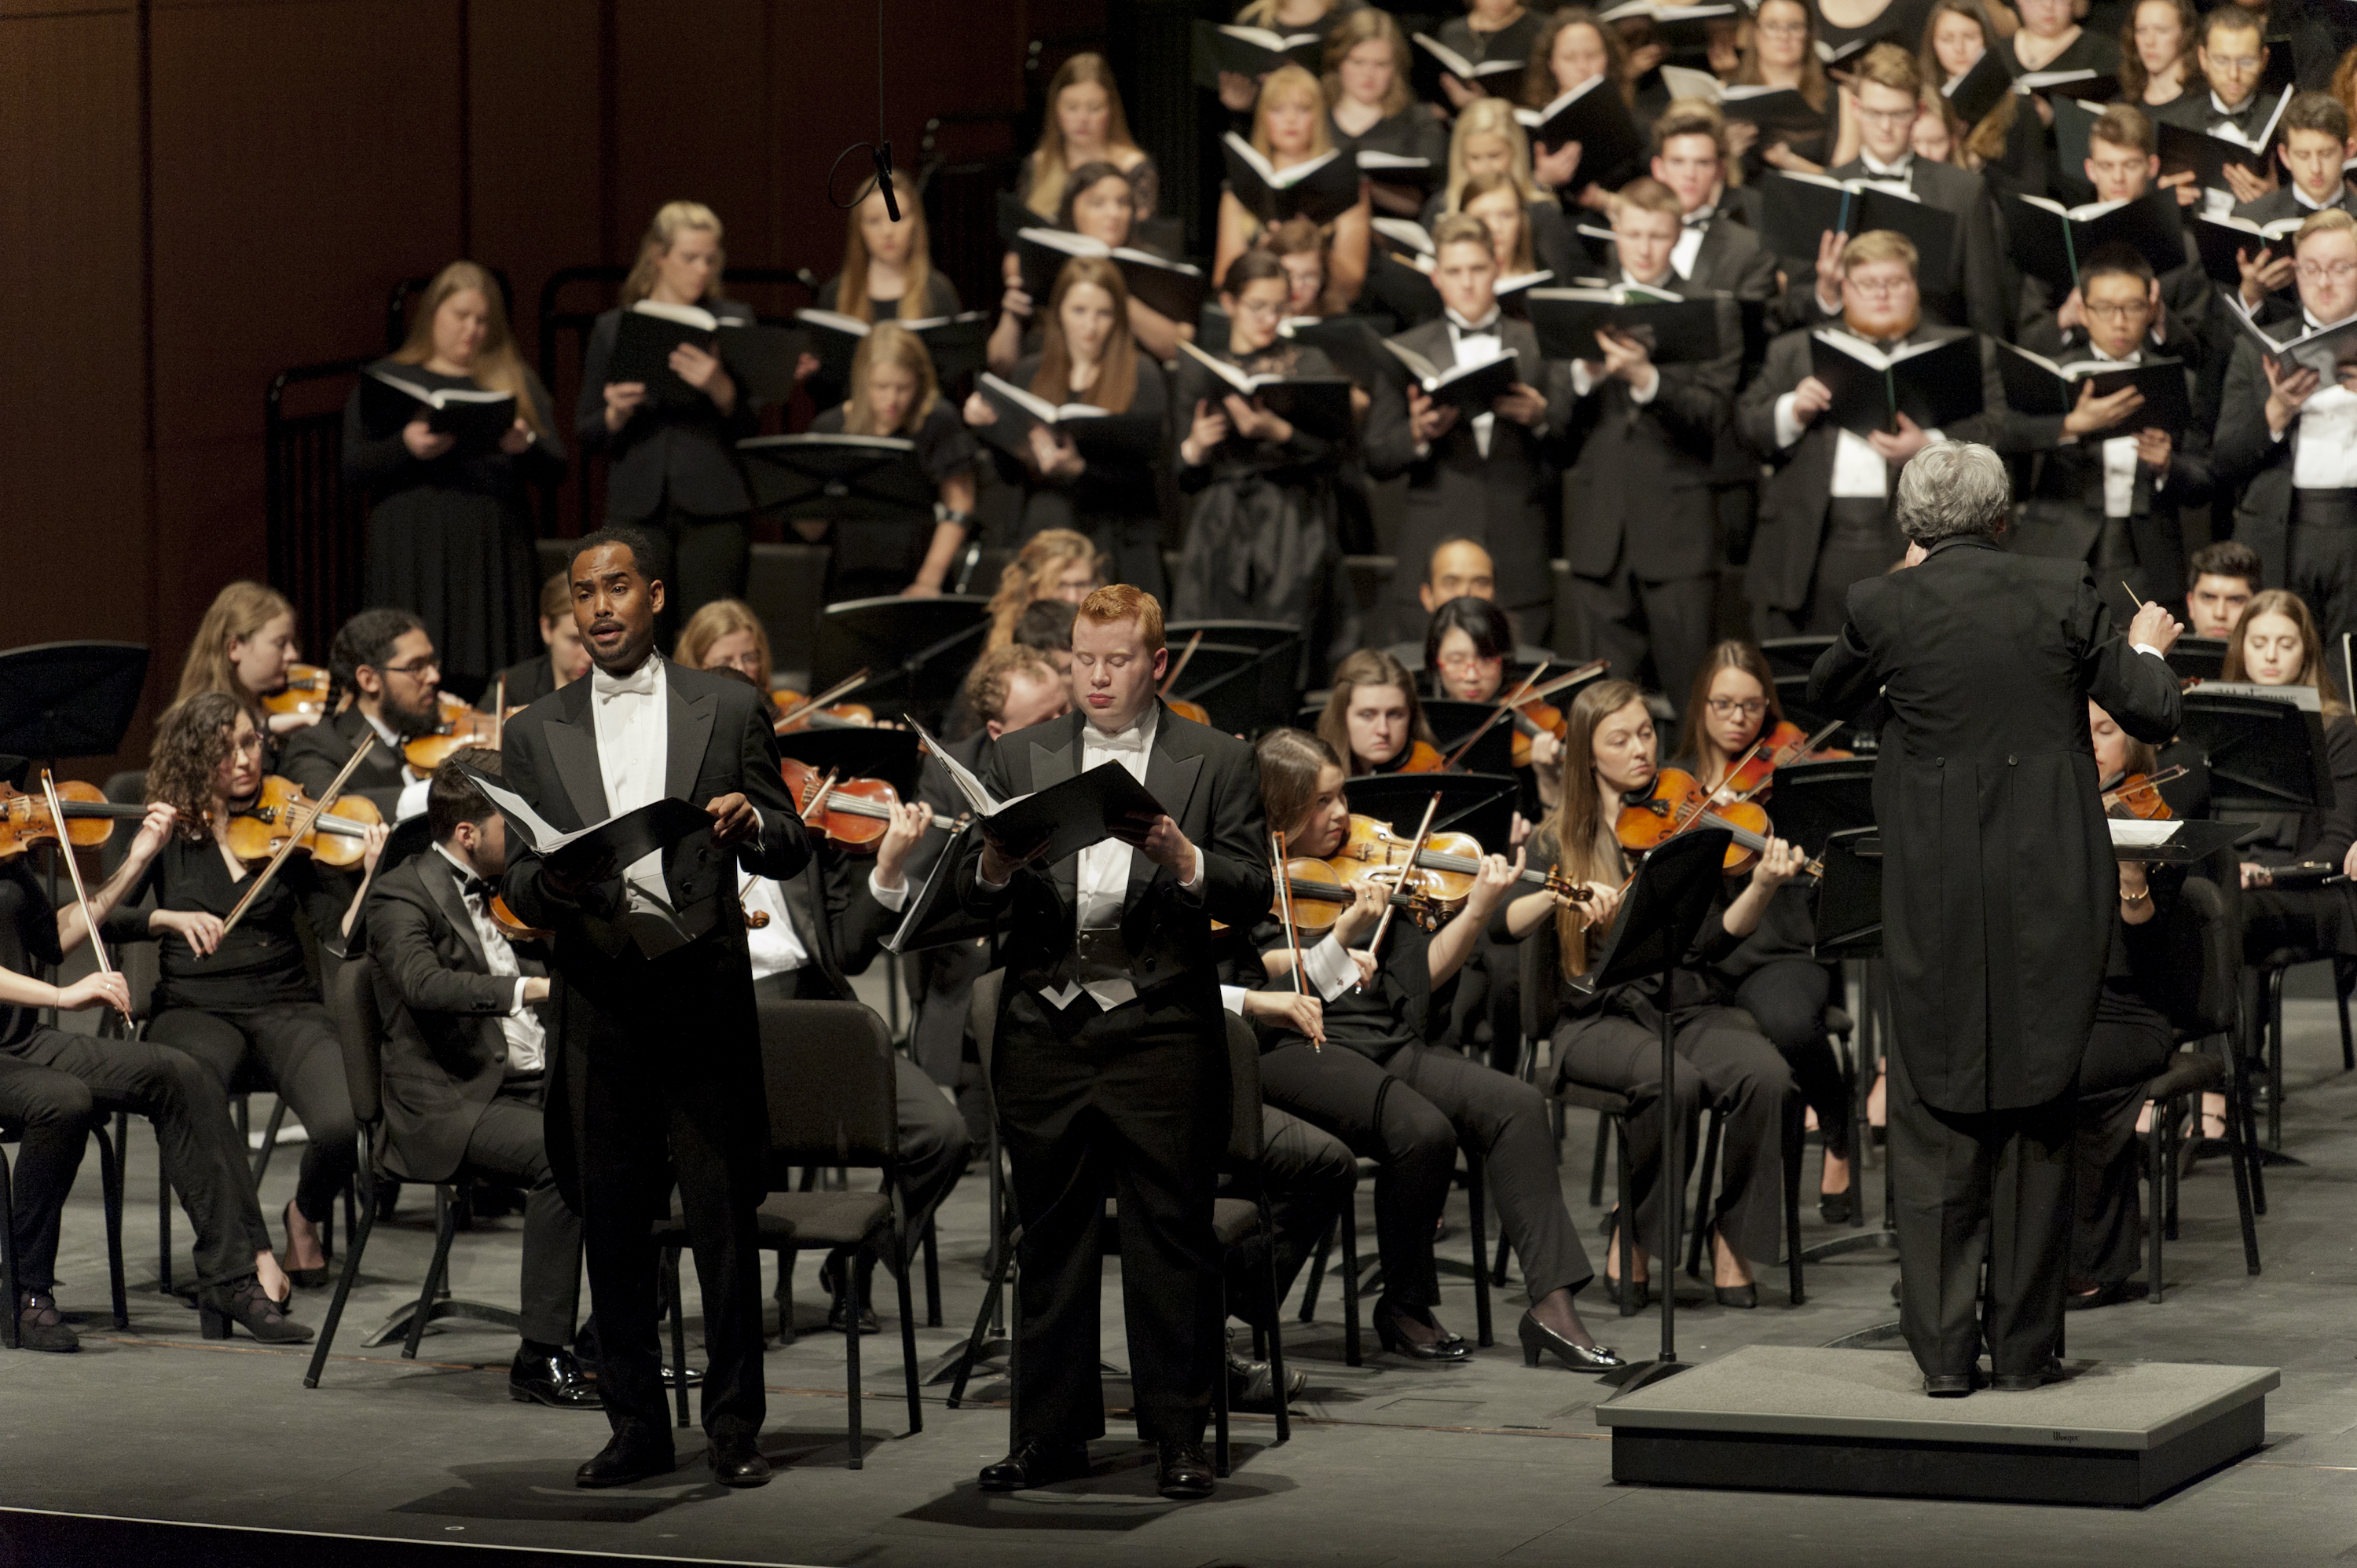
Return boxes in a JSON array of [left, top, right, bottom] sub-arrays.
[[1684, 208, 1714, 228], [456, 870, 496, 903]]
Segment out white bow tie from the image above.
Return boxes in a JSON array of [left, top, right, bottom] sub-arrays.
[[1087, 724, 1150, 755], [592, 661, 659, 702]]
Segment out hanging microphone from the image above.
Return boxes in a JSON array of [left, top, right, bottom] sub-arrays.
[[872, 141, 901, 222]]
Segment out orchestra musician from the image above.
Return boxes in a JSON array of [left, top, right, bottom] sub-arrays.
[[2219, 591, 2357, 940], [486, 573, 595, 709], [279, 608, 443, 833], [983, 529, 1099, 652], [174, 581, 317, 744], [1316, 649, 1439, 775]]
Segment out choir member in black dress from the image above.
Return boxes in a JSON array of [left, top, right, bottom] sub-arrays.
[[1460, 171, 1545, 280], [982, 527, 1100, 653], [577, 201, 754, 628], [1437, 0, 1547, 111], [966, 256, 1171, 599], [2121, 0, 2200, 121], [347, 261, 564, 688], [1216, 0, 1362, 115], [1512, 679, 1805, 1306], [1172, 249, 1357, 684], [1240, 727, 1622, 1371], [1325, 9, 1447, 218], [805, 322, 979, 603], [483, 572, 592, 710], [2222, 592, 2357, 948], [816, 170, 963, 327], [174, 581, 315, 747], [1724, 0, 1836, 178], [1817, 0, 1945, 78], [1425, 97, 1577, 279], [1923, 1, 2039, 200], [0, 793, 312, 1348], [986, 161, 1192, 370], [1675, 642, 1855, 1215], [1520, 10, 1632, 215], [1014, 53, 1160, 225], [112, 694, 383, 1315], [1315, 648, 1437, 774], [1216, 67, 1373, 308], [2003, 0, 2120, 199]]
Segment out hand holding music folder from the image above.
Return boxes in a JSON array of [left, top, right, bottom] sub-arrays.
[[358, 368, 518, 456], [907, 716, 1170, 869], [457, 766, 713, 883], [1806, 329, 1985, 436]]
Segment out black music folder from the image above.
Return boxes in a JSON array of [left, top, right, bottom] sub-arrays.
[[790, 306, 990, 390], [970, 373, 1162, 466], [2194, 211, 2303, 292], [1515, 76, 1647, 191], [1410, 33, 1528, 100], [610, 301, 808, 407], [1526, 286, 1724, 364], [2156, 88, 2293, 191], [1379, 337, 1524, 411], [460, 768, 711, 880], [1221, 134, 1362, 228], [1942, 46, 2014, 125], [358, 368, 516, 455], [908, 717, 1168, 866], [1995, 346, 2191, 440], [1197, 20, 1327, 82], [1755, 173, 1959, 283], [1177, 341, 1358, 441], [1808, 329, 1985, 437], [1011, 227, 1207, 323], [2006, 189, 2185, 292]]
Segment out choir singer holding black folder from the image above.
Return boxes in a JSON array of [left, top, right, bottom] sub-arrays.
[[954, 585, 1270, 1502], [494, 526, 808, 1492]]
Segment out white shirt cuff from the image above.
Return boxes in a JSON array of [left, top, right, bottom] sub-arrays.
[[1221, 984, 1247, 1016], [509, 978, 531, 1017], [1302, 934, 1358, 1002], [868, 866, 912, 912], [2132, 642, 2166, 659], [977, 861, 1010, 891], [1773, 392, 1806, 450], [1628, 365, 1659, 404], [1571, 361, 1599, 397], [1180, 847, 1205, 892]]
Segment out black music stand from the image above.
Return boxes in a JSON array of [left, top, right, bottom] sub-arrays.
[[2179, 692, 2331, 813], [2168, 635, 2229, 684], [1579, 827, 1732, 1396], [1417, 699, 1517, 775], [774, 726, 923, 801], [1803, 827, 1901, 1266], [1767, 757, 1877, 859], [1758, 636, 1836, 680], [736, 434, 937, 522], [1344, 771, 1522, 852], [809, 597, 992, 731], [1172, 639, 1303, 736], [1166, 619, 1301, 655], [0, 641, 149, 761]]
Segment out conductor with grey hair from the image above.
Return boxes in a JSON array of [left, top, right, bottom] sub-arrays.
[[1806, 441, 2187, 1398]]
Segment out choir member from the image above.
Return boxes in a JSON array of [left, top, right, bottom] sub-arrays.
[[1922, 0, 2037, 198], [2121, 0, 2199, 118], [1460, 171, 1544, 280], [2003, 0, 2120, 199], [1911, 88, 1975, 169], [817, 170, 962, 325], [984, 527, 1099, 650], [1015, 53, 1159, 224], [1649, 107, 1777, 297], [1172, 249, 1356, 683], [483, 572, 593, 709], [2184, 538, 2262, 635], [2016, 108, 2212, 361], [1435, 0, 1547, 110], [1736, 229, 2018, 636], [1216, 0, 1358, 114], [1263, 216, 1344, 317], [2222, 593, 2357, 939], [966, 256, 1171, 599], [1316, 648, 1437, 774], [2231, 93, 2357, 299], [1426, 97, 1574, 277], [1324, 9, 1446, 218], [1216, 66, 1373, 308], [347, 262, 563, 687], [1519, 9, 1632, 214], [805, 322, 979, 602], [1816, 0, 1949, 70], [578, 201, 755, 625], [1673, 642, 1853, 1215], [988, 160, 1192, 371], [2213, 208, 2357, 648], [174, 581, 313, 742], [1725, 0, 1835, 177], [1560, 181, 1740, 705], [2159, 9, 2280, 211], [114, 694, 383, 1324], [673, 599, 773, 692], [1240, 727, 1623, 1370], [1503, 679, 1805, 1306], [0, 791, 311, 1349]]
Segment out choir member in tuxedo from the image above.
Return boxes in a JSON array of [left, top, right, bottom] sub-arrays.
[[1325, 9, 1446, 218], [2121, 0, 2199, 120], [1559, 181, 1740, 705], [113, 694, 385, 1332], [0, 786, 310, 1350], [1723, 0, 1835, 178], [2213, 208, 2357, 649], [174, 581, 314, 746], [1519, 9, 1632, 217], [1014, 53, 1159, 225], [1172, 250, 1357, 686], [1808, 440, 2184, 1394], [485, 573, 594, 710], [494, 526, 809, 1490], [967, 257, 1171, 599], [1364, 216, 1569, 650], [578, 202, 756, 628], [364, 753, 593, 1409], [1736, 229, 2019, 636], [1217, 66, 1373, 307], [2016, 108, 2213, 364], [1923, 1, 2038, 200], [2184, 538, 2262, 635], [1237, 728, 1624, 1368], [1510, 680, 1805, 1306], [2002, 0, 2120, 200], [280, 608, 443, 829], [2220, 592, 2357, 939], [1438, 0, 1548, 110], [953, 586, 1269, 1500], [2011, 247, 2212, 617], [2229, 93, 2357, 322], [346, 262, 565, 687], [1317, 649, 1440, 775], [2155, 9, 2281, 211], [1791, 45, 2017, 343], [1651, 108, 1778, 299], [805, 323, 978, 603], [1379, 537, 1558, 667], [1675, 643, 1855, 1216], [988, 160, 1191, 372]]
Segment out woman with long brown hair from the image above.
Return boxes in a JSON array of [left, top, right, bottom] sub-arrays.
[[804, 322, 978, 601], [966, 255, 1171, 597], [2121, 0, 2199, 113], [984, 529, 1099, 650], [987, 161, 1192, 372], [1315, 648, 1437, 774], [175, 581, 313, 741], [1519, 9, 1634, 211], [1921, 0, 2033, 192], [1495, 679, 1804, 1306], [2223, 590, 2357, 960], [1726, 0, 1835, 176], [1017, 53, 1157, 223], [1215, 65, 1373, 308], [577, 201, 756, 628], [346, 260, 564, 687]]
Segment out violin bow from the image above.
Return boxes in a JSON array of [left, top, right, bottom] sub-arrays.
[[1721, 719, 1846, 807], [772, 668, 872, 731], [38, 770, 131, 1025], [1442, 662, 1548, 771], [1365, 792, 1442, 970], [1160, 632, 1204, 698], [218, 734, 377, 942], [1270, 830, 1321, 1053], [493, 673, 508, 751]]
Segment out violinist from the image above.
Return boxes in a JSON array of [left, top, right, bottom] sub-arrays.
[[484, 572, 593, 709], [2221, 592, 2357, 946], [174, 581, 317, 745], [1316, 649, 1439, 775], [361, 752, 593, 1409], [806, 322, 980, 603], [280, 608, 442, 829], [674, 599, 773, 693], [0, 777, 314, 1350], [1238, 728, 1624, 1372], [108, 693, 387, 1333], [1424, 595, 1566, 800], [1502, 680, 1805, 1307], [1675, 642, 1855, 1219], [1379, 537, 1556, 668], [2183, 539, 2260, 638]]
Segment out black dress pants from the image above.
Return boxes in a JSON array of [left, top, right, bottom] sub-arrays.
[[1571, 562, 1715, 709], [1887, 1043, 2076, 1379], [1222, 1105, 1355, 1331], [2289, 493, 2357, 656], [145, 1001, 358, 1228], [1732, 959, 1851, 1152], [2069, 991, 2175, 1288], [992, 986, 1225, 1448], [0, 1027, 273, 1294], [461, 1079, 583, 1348]]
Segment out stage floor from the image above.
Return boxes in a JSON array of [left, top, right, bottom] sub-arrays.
[[2, 976, 2352, 1567]]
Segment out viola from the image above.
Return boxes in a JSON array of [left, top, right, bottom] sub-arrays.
[[222, 777, 384, 868], [1717, 717, 1851, 800], [261, 664, 332, 720], [1614, 767, 1816, 878], [779, 757, 953, 852], [2102, 766, 2184, 822], [0, 781, 149, 859], [489, 895, 552, 943], [1326, 814, 1595, 913], [403, 708, 511, 774], [772, 667, 877, 735]]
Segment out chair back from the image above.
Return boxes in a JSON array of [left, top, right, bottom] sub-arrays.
[[328, 953, 384, 1127], [1519, 927, 1562, 1045], [1222, 1013, 1261, 1171], [757, 999, 897, 1175]]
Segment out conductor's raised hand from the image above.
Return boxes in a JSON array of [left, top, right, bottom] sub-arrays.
[[403, 418, 456, 461], [1112, 810, 1198, 883], [2128, 599, 2184, 655], [706, 792, 761, 849]]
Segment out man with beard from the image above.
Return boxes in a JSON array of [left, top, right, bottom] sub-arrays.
[[282, 606, 446, 825]]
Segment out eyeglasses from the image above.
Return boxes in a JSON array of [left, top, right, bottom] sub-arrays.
[[1436, 652, 1502, 673], [230, 732, 266, 756], [1706, 697, 1768, 719], [1757, 19, 1808, 35], [1846, 275, 1913, 298], [381, 658, 442, 680], [2297, 260, 2357, 280], [2084, 300, 2150, 320], [1232, 297, 1286, 319]]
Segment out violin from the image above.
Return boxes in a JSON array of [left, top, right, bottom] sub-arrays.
[[222, 777, 385, 868], [1717, 717, 1851, 800], [780, 757, 953, 852], [1158, 632, 1212, 727], [1265, 855, 1439, 930], [772, 668, 878, 735], [1615, 768, 1816, 878], [261, 664, 332, 720], [0, 781, 150, 859], [403, 708, 512, 773], [2102, 765, 2185, 822], [1326, 815, 1595, 913], [1391, 740, 1448, 774], [489, 895, 552, 943]]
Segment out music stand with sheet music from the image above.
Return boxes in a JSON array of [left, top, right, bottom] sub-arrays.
[[2169, 635, 2229, 684], [1343, 771, 1522, 854], [1418, 699, 1519, 775], [1765, 757, 1877, 859], [810, 597, 992, 732], [1578, 827, 1732, 1397], [2179, 691, 2331, 813], [0, 641, 149, 761], [736, 434, 938, 523], [774, 726, 923, 802]]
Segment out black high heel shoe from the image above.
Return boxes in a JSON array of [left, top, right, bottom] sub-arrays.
[[1703, 1224, 1758, 1309], [1818, 1184, 1855, 1225], [1373, 1298, 1471, 1361], [282, 1200, 332, 1290], [1517, 1310, 1624, 1372], [199, 1275, 313, 1343]]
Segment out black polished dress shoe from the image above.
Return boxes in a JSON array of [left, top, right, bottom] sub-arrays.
[[819, 1252, 881, 1335], [1923, 1372, 1978, 1398], [978, 1440, 1091, 1491], [1517, 1310, 1624, 1372], [1990, 1358, 2066, 1391], [15, 1293, 79, 1354], [575, 1431, 676, 1489], [709, 1435, 772, 1488], [2064, 1279, 2129, 1313], [1226, 1351, 1308, 1408], [511, 1346, 602, 1409], [198, 1276, 313, 1344], [1157, 1442, 1215, 1500], [1373, 1297, 1472, 1361]]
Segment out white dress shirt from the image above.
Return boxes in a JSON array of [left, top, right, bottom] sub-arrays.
[[1440, 307, 1505, 459], [742, 866, 913, 983], [1569, 272, 1670, 403], [2274, 310, 2357, 489], [364, 712, 432, 822], [1670, 194, 1717, 282], [1773, 387, 1901, 497], [432, 844, 546, 1075], [590, 655, 685, 953]]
